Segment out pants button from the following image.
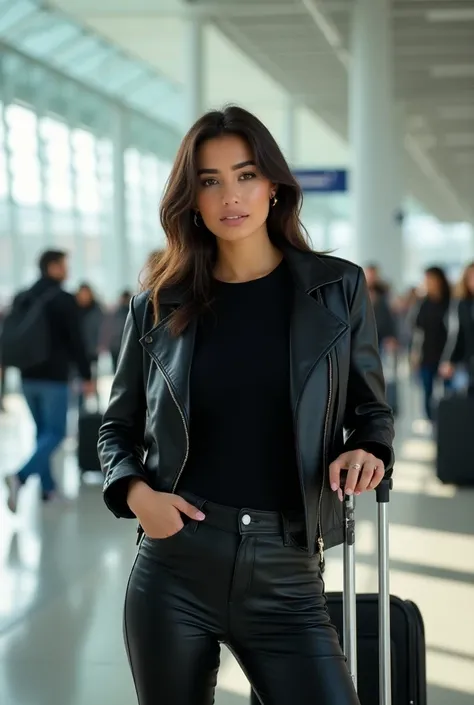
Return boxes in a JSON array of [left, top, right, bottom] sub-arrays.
[[241, 514, 251, 526]]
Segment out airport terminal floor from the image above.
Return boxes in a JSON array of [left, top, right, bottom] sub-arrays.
[[0, 372, 473, 705]]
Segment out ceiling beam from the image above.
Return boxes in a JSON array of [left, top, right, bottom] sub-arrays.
[[51, 4, 309, 19]]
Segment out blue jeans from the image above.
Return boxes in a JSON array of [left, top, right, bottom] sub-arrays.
[[17, 380, 69, 494], [419, 366, 451, 421]]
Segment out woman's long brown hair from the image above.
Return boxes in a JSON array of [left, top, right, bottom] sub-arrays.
[[456, 262, 474, 300], [144, 105, 312, 335]]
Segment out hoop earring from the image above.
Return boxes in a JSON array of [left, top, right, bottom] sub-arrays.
[[194, 212, 200, 227], [272, 196, 278, 207]]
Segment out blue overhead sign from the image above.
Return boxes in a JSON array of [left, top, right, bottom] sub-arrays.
[[293, 169, 348, 193]]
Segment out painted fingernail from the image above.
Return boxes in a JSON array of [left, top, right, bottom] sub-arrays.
[[355, 491, 361, 496], [345, 488, 353, 495], [196, 512, 206, 521], [331, 482, 338, 491]]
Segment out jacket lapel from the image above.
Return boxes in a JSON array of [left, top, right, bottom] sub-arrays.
[[140, 310, 197, 424], [290, 288, 348, 410]]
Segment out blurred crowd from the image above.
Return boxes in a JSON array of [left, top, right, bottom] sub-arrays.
[[1, 255, 473, 425], [364, 260, 474, 422]]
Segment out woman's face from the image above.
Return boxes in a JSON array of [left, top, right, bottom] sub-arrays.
[[195, 134, 275, 245], [424, 272, 440, 298], [465, 267, 474, 295], [77, 287, 92, 306]]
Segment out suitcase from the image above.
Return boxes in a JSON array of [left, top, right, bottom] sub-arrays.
[[436, 394, 474, 485], [325, 595, 426, 705], [329, 475, 426, 705], [249, 474, 426, 705], [77, 411, 102, 473]]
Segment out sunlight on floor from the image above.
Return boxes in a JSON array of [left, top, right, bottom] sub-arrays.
[[325, 558, 474, 694], [427, 650, 474, 695], [355, 520, 474, 574], [217, 647, 251, 697]]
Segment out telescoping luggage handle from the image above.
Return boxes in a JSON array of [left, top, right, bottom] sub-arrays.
[[340, 470, 393, 705]]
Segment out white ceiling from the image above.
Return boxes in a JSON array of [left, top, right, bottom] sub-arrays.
[[48, 0, 474, 224]]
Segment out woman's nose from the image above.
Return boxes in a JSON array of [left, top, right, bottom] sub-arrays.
[[222, 187, 239, 205]]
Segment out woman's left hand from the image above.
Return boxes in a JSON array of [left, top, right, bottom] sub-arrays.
[[329, 450, 385, 502]]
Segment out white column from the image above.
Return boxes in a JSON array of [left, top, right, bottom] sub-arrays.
[[284, 96, 297, 167], [184, 18, 205, 131], [349, 0, 403, 291], [112, 107, 129, 293]]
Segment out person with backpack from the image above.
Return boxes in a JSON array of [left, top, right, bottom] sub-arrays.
[[2, 250, 94, 511]]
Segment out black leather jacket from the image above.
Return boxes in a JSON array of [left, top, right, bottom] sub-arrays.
[[99, 246, 394, 556]]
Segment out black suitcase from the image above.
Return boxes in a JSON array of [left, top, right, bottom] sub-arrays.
[[77, 411, 102, 473], [250, 475, 427, 705], [325, 594, 426, 705], [437, 394, 474, 485]]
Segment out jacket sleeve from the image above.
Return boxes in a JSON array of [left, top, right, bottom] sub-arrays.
[[449, 328, 465, 364], [98, 297, 149, 519], [442, 300, 464, 365], [343, 268, 395, 471]]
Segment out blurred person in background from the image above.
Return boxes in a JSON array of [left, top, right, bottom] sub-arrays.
[[98, 106, 393, 705], [393, 286, 420, 352], [3, 250, 93, 511], [108, 290, 132, 373], [75, 283, 103, 409], [412, 266, 451, 421], [440, 261, 474, 394], [0, 306, 5, 411], [364, 263, 398, 352], [76, 282, 104, 368]]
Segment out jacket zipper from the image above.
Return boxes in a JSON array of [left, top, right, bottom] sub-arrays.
[[314, 287, 332, 570], [317, 351, 333, 570], [136, 351, 190, 545], [149, 353, 190, 493]]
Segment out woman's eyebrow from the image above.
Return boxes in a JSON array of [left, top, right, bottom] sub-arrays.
[[197, 160, 256, 176]]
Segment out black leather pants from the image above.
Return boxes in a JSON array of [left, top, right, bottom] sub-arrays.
[[124, 493, 360, 705]]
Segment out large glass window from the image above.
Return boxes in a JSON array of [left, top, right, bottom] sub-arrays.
[[124, 147, 170, 283], [0, 46, 176, 302], [7, 104, 41, 207], [42, 117, 73, 211]]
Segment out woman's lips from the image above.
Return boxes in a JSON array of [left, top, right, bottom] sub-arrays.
[[220, 215, 249, 226]]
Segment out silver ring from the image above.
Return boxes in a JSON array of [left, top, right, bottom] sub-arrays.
[[350, 463, 362, 471]]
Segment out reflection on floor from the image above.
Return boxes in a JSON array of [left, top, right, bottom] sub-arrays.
[[0, 384, 473, 705]]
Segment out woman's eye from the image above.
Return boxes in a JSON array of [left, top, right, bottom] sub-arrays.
[[239, 172, 256, 181], [202, 178, 218, 187]]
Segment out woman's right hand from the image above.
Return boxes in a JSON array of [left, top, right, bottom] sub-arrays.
[[127, 480, 206, 539]]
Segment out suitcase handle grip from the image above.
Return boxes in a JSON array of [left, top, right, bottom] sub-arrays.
[[339, 469, 393, 503]]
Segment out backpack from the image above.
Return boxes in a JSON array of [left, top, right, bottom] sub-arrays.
[[0, 287, 59, 371]]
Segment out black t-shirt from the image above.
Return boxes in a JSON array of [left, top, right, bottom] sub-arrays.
[[177, 259, 302, 511]]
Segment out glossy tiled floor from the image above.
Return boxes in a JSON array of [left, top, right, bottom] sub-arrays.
[[0, 379, 473, 705]]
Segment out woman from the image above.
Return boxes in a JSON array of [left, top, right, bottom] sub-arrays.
[[108, 290, 132, 373], [440, 261, 474, 394], [75, 283, 103, 408], [412, 266, 451, 420], [98, 106, 394, 705]]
